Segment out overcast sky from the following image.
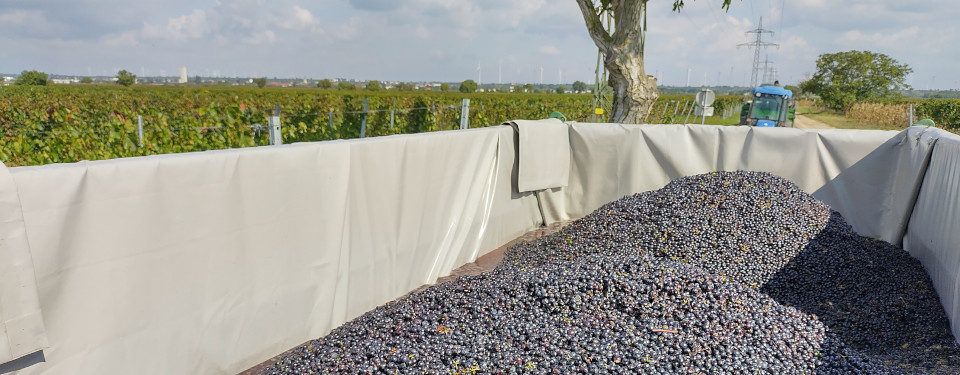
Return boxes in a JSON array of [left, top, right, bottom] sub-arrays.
[[0, 0, 956, 89]]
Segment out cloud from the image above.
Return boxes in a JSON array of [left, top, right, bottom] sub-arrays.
[[416, 25, 430, 39], [539, 46, 560, 55], [335, 17, 362, 40], [142, 9, 207, 41], [839, 26, 920, 46], [0, 9, 69, 38], [243, 30, 276, 45], [101, 31, 139, 47], [349, 0, 401, 11], [288, 6, 318, 30]]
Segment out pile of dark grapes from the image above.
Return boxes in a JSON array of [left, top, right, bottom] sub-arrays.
[[262, 171, 960, 374], [502, 171, 831, 288]]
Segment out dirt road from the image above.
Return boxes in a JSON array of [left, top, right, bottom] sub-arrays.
[[793, 113, 834, 129]]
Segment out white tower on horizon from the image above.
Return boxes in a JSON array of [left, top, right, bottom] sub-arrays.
[[179, 67, 188, 84]]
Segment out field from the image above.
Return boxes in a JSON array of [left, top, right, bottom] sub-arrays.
[[798, 98, 960, 133], [0, 85, 740, 167]]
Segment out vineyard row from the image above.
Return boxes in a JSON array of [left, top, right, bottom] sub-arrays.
[[0, 86, 741, 167]]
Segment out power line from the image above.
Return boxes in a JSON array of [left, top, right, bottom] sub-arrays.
[[737, 17, 778, 87], [774, 0, 786, 77], [760, 55, 777, 84], [706, 2, 725, 26], [777, 0, 786, 36]]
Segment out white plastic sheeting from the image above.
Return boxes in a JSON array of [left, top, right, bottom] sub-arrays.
[[539, 123, 918, 244], [0, 165, 47, 364], [3, 123, 960, 374], [505, 119, 570, 193], [903, 131, 960, 343], [813, 126, 942, 247], [3, 127, 541, 375]]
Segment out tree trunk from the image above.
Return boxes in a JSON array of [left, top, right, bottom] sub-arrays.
[[577, 0, 659, 124], [606, 53, 658, 124]]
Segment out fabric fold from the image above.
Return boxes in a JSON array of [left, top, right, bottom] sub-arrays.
[[0, 162, 48, 364], [505, 119, 571, 193]]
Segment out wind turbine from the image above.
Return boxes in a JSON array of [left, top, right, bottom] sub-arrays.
[[477, 62, 482, 86]]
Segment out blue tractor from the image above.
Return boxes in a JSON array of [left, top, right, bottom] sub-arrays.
[[739, 85, 796, 127]]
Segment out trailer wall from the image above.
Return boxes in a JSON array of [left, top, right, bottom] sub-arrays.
[[2, 124, 959, 374], [903, 132, 960, 342], [1, 127, 542, 374]]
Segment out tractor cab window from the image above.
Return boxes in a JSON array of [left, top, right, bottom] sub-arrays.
[[750, 96, 783, 120]]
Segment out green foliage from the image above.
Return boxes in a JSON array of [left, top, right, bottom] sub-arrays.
[[915, 99, 960, 130], [572, 81, 588, 93], [396, 83, 416, 91], [523, 84, 535, 93], [116, 70, 137, 86], [459, 80, 478, 93], [0, 86, 753, 167], [80, 77, 93, 84], [440, 83, 450, 92], [783, 85, 801, 97], [672, 0, 734, 12], [338, 81, 355, 90], [643, 94, 742, 124], [365, 80, 382, 91], [585, 0, 733, 15], [800, 50, 912, 113], [15, 70, 48, 86], [317, 79, 333, 89], [253, 77, 267, 88], [556, 86, 566, 94]]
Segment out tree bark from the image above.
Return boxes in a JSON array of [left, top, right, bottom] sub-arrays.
[[577, 0, 658, 124]]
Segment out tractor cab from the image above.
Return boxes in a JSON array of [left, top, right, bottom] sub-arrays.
[[740, 86, 795, 127]]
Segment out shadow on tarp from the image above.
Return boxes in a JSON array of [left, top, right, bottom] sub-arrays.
[[0, 351, 44, 374], [759, 210, 960, 372], [810, 126, 938, 247]]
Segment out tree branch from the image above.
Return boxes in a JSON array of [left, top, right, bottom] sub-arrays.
[[576, 0, 613, 50], [674, 0, 736, 12], [610, 0, 646, 57]]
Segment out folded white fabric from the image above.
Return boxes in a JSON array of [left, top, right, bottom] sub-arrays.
[[506, 118, 570, 193], [0, 162, 48, 363]]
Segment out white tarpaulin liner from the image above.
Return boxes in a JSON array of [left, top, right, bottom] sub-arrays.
[[904, 131, 960, 342], [505, 119, 570, 193], [3, 122, 960, 374], [538, 124, 933, 245], [4, 127, 541, 375], [0, 163, 47, 364]]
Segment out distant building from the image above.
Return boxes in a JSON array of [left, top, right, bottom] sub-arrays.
[[51, 77, 79, 84], [179, 67, 188, 84]]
